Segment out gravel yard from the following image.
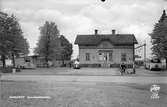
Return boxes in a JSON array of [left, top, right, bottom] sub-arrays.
[[1, 80, 167, 107]]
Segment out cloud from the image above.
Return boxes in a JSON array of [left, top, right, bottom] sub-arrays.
[[1, 0, 167, 58]]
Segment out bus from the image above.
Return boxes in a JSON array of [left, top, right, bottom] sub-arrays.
[[145, 58, 165, 71]]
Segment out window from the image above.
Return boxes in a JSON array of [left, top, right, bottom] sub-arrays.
[[121, 53, 126, 62], [85, 53, 90, 61], [25, 57, 30, 62], [109, 52, 112, 61], [98, 53, 103, 61]]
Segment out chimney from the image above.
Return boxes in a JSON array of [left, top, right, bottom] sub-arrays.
[[95, 29, 98, 35], [112, 29, 116, 35]]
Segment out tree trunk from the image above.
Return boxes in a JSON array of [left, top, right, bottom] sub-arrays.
[[62, 59, 65, 67], [166, 58, 167, 70], [1, 55, 6, 68], [61, 55, 65, 67], [45, 56, 49, 68], [12, 53, 15, 68]]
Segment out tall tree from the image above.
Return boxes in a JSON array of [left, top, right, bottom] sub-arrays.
[[150, 10, 167, 65], [59, 35, 73, 65], [0, 12, 29, 67], [34, 21, 61, 67], [0, 12, 9, 67], [159, 10, 167, 23]]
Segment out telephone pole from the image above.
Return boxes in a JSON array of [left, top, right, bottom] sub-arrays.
[[135, 41, 146, 63]]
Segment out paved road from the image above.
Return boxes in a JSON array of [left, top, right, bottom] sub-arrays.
[[1, 75, 167, 84]]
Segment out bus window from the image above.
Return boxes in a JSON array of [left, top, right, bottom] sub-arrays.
[[151, 58, 160, 63]]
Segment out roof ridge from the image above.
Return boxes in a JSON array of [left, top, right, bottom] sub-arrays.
[[77, 33, 134, 35], [75, 34, 138, 45]]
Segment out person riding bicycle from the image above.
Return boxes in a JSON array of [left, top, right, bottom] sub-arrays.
[[120, 62, 126, 75]]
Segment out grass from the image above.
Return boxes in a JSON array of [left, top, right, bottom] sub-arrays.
[[1, 80, 167, 107]]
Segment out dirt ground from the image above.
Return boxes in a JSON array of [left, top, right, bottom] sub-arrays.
[[1, 68, 167, 107], [1, 80, 167, 107]]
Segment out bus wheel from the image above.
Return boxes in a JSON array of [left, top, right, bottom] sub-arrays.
[[150, 68, 152, 71]]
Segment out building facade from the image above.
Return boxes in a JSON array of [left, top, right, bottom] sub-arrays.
[[75, 30, 138, 67]]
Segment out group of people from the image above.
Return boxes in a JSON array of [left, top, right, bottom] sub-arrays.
[[120, 62, 136, 75]]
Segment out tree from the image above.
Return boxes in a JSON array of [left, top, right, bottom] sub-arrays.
[[34, 21, 61, 67], [159, 10, 166, 23], [0, 12, 29, 68], [59, 35, 73, 65], [150, 10, 167, 66]]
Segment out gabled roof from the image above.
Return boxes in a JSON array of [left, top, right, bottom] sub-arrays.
[[74, 34, 138, 45]]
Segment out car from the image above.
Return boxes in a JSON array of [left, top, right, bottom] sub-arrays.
[[73, 60, 80, 69], [145, 58, 163, 71]]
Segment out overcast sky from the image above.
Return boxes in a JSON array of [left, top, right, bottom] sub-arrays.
[[1, 0, 167, 58]]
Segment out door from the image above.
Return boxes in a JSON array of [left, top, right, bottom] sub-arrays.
[[102, 52, 110, 67], [98, 50, 112, 67]]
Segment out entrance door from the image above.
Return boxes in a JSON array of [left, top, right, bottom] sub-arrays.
[[103, 53, 107, 67], [98, 50, 113, 68], [102, 52, 110, 67]]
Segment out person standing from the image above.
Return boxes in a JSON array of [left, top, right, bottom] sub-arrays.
[[133, 62, 136, 74]]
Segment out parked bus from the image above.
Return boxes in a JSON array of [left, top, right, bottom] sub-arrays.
[[145, 58, 165, 71]]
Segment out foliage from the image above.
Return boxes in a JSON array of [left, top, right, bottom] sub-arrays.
[[0, 12, 29, 67], [35, 21, 73, 67], [34, 21, 61, 64], [60, 35, 73, 61], [150, 10, 167, 59]]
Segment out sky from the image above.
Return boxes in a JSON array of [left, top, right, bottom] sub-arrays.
[[1, 0, 167, 59]]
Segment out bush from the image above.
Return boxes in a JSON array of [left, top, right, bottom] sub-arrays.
[[1, 67, 13, 73], [79, 64, 101, 67], [16, 68, 21, 72], [0, 67, 21, 73]]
